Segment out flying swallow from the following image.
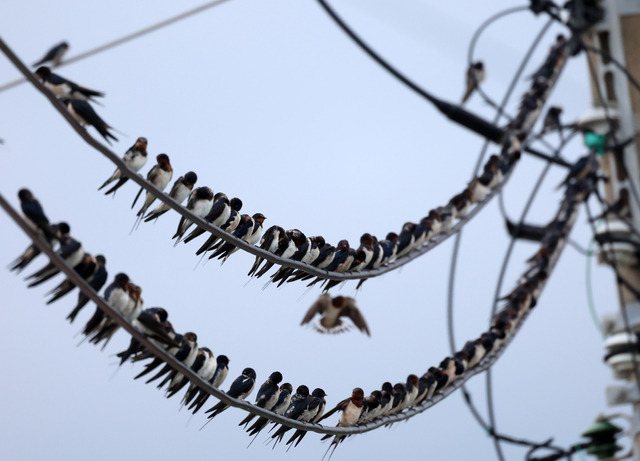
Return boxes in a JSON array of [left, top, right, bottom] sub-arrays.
[[286, 388, 327, 448], [45, 253, 100, 304], [33, 41, 69, 67], [26, 233, 84, 287], [194, 197, 243, 256], [35, 66, 104, 102], [246, 382, 293, 438], [462, 61, 485, 103], [301, 294, 370, 336], [210, 213, 266, 262], [143, 171, 198, 221], [66, 254, 108, 322], [320, 388, 365, 454], [172, 186, 214, 244], [131, 154, 173, 218], [181, 193, 230, 243], [204, 367, 257, 420], [270, 385, 311, 445], [66, 99, 117, 144], [99, 137, 149, 195], [238, 371, 283, 427], [187, 354, 230, 414]]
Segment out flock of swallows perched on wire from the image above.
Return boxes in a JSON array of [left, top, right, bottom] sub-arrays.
[[27, 35, 571, 293], [5, 151, 598, 456]]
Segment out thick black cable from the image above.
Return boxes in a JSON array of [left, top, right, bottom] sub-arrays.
[[0, 0, 232, 94]]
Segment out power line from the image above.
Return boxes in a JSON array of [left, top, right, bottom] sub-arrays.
[[0, 36, 532, 285], [0, 0, 232, 94]]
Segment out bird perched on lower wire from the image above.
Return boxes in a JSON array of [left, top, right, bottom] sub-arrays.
[[186, 355, 230, 414], [25, 233, 84, 287], [35, 66, 104, 103], [301, 293, 370, 336], [45, 253, 103, 305], [33, 41, 68, 67], [18, 188, 57, 241], [320, 387, 365, 456], [462, 61, 485, 103], [131, 154, 173, 223], [238, 371, 283, 428], [66, 254, 108, 322], [210, 213, 266, 263], [246, 382, 293, 439], [286, 388, 327, 448], [204, 367, 256, 421], [99, 137, 149, 195], [269, 385, 310, 446], [66, 99, 117, 144], [10, 221, 68, 272], [144, 171, 199, 222]]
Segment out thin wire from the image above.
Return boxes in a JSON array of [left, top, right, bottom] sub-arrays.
[[585, 237, 604, 337], [0, 0, 232, 94], [466, 4, 530, 120], [0, 188, 580, 436], [0, 35, 525, 284], [584, 44, 640, 94]]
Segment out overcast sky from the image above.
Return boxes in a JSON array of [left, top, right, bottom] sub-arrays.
[[0, 1, 627, 460]]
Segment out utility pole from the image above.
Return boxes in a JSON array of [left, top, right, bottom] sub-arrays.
[[585, 1, 640, 460]]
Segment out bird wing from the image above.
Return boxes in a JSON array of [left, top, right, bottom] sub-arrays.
[[317, 397, 349, 422], [341, 299, 370, 336], [300, 294, 330, 326]]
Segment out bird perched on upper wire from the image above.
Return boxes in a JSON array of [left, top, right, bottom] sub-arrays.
[[33, 41, 69, 67], [35, 66, 104, 103], [461, 61, 485, 103], [99, 137, 149, 195], [300, 293, 370, 336], [65, 99, 117, 144]]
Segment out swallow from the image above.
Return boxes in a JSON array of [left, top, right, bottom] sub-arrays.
[[172, 186, 214, 244], [272, 235, 325, 287], [137, 332, 198, 385], [10, 221, 67, 272], [205, 367, 256, 420], [355, 233, 375, 268], [246, 383, 293, 438], [116, 307, 174, 364], [174, 348, 221, 403], [45, 253, 102, 304], [66, 99, 117, 144], [194, 197, 243, 255], [449, 189, 473, 219], [35, 66, 104, 102], [541, 106, 562, 134], [557, 153, 599, 189], [187, 355, 230, 414], [425, 367, 449, 398], [133, 331, 198, 383], [25, 233, 84, 287], [320, 388, 365, 454], [131, 154, 173, 218], [286, 388, 327, 448], [306, 239, 351, 287], [210, 213, 266, 262], [435, 205, 455, 233], [287, 240, 337, 283], [89, 283, 144, 348], [17, 188, 57, 240], [99, 137, 149, 195], [301, 294, 370, 336], [142, 171, 198, 221], [378, 232, 398, 266], [378, 382, 394, 416], [33, 41, 69, 67], [66, 253, 108, 323], [247, 225, 284, 278], [462, 61, 485, 103], [257, 229, 306, 280], [323, 248, 367, 292], [439, 357, 465, 385], [81, 273, 130, 338], [400, 374, 419, 411], [412, 376, 433, 406], [238, 371, 283, 427], [166, 347, 215, 399], [395, 222, 416, 258], [387, 383, 407, 415], [181, 193, 230, 243], [269, 385, 311, 445], [358, 390, 383, 424]]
